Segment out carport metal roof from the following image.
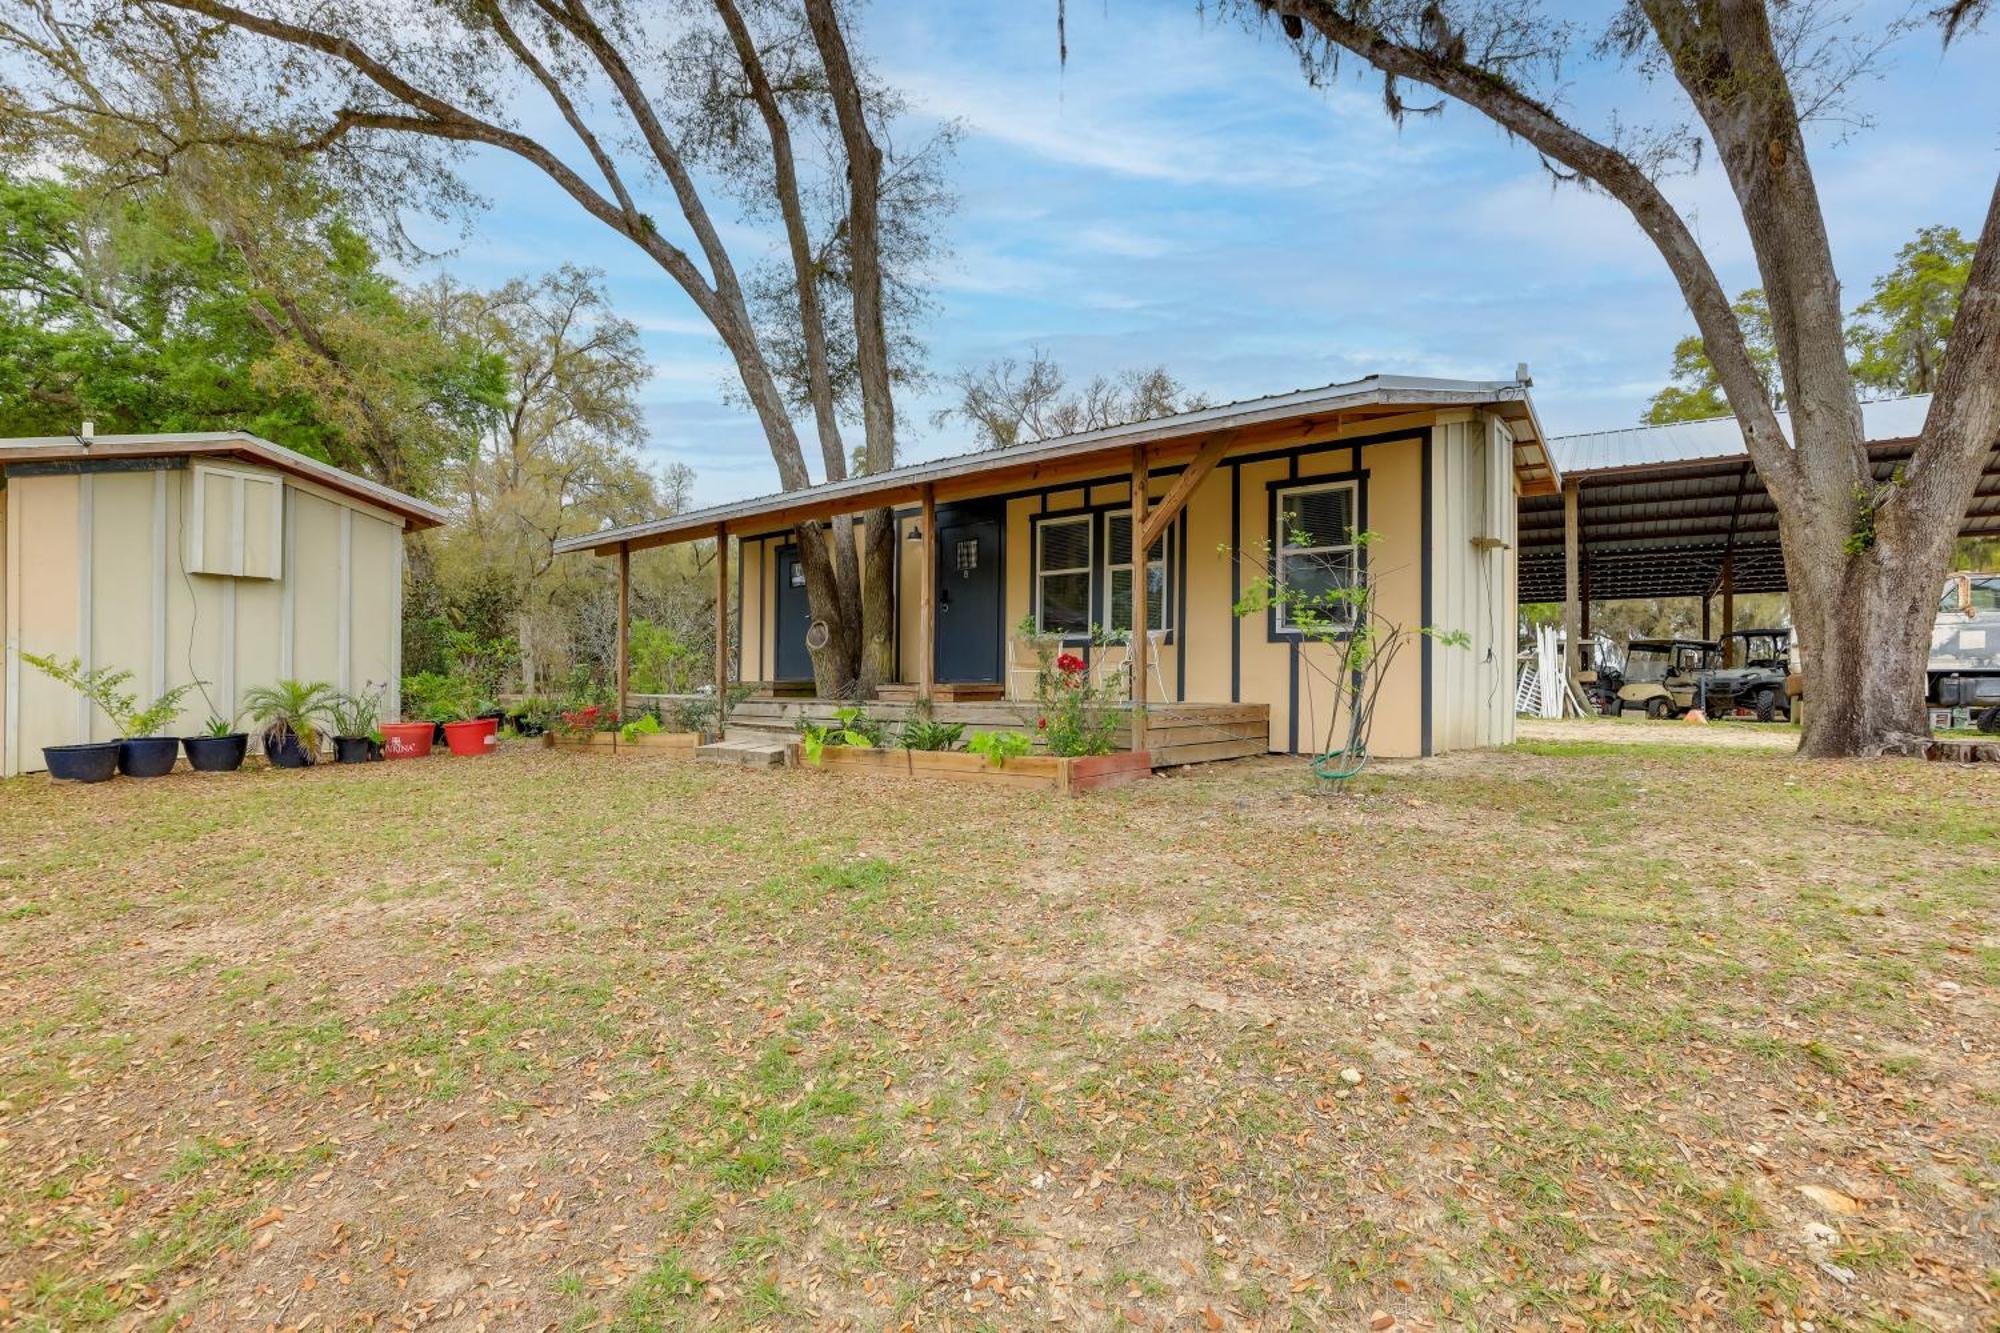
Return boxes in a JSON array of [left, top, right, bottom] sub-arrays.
[[1518, 396, 2000, 603]]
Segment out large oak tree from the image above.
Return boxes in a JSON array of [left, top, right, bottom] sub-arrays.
[[1, 0, 946, 696], [1228, 0, 2000, 756]]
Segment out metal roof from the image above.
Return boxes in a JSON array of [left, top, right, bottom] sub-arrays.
[[1519, 395, 2000, 603], [557, 374, 1555, 555], [0, 431, 447, 529], [1549, 395, 1932, 474]]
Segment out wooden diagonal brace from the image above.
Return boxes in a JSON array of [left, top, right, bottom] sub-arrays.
[[1139, 429, 1236, 552]]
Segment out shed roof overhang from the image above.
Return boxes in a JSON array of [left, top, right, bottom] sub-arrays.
[[1518, 425, 2000, 603], [0, 431, 448, 529], [556, 375, 1556, 556]]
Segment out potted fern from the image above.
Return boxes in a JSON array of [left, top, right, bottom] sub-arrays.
[[241, 680, 337, 769], [21, 653, 204, 780]]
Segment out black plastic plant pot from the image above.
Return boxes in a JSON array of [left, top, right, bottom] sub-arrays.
[[333, 736, 382, 764], [265, 732, 315, 768], [118, 736, 182, 778], [183, 733, 249, 773], [43, 742, 121, 783]]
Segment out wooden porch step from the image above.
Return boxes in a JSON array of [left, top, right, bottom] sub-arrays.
[[696, 737, 791, 767]]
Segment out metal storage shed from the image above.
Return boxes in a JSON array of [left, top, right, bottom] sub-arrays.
[[0, 431, 444, 776]]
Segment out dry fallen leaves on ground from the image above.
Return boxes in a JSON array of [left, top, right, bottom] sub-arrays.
[[0, 731, 1994, 1330]]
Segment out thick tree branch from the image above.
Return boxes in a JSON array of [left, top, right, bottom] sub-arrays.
[[1265, 0, 1798, 499]]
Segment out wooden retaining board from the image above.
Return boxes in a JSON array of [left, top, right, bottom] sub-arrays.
[[792, 743, 1151, 794]]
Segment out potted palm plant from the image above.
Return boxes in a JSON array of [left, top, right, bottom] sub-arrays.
[[183, 714, 250, 772], [329, 688, 385, 763], [22, 653, 204, 780], [241, 680, 336, 768]]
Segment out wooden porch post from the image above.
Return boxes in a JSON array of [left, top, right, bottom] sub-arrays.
[[714, 524, 730, 718], [1701, 590, 1712, 641], [1561, 479, 1582, 693], [1129, 446, 1149, 754], [919, 484, 936, 699], [616, 542, 631, 720]]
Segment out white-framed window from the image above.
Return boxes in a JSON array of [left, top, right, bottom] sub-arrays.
[[1035, 514, 1092, 636], [1105, 509, 1170, 634], [1273, 480, 1358, 633]]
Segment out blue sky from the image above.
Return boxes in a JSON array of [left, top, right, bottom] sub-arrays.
[[410, 2, 2000, 508]]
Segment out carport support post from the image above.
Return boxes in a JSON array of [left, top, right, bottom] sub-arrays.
[[1721, 553, 1735, 655], [616, 543, 631, 720], [1562, 479, 1583, 697], [1129, 445, 1149, 754], [713, 525, 730, 727], [918, 484, 936, 700]]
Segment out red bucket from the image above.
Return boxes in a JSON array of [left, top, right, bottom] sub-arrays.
[[379, 721, 435, 759], [442, 718, 500, 757]]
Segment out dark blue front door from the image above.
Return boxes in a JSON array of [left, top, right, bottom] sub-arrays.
[[774, 545, 813, 681], [935, 512, 1002, 683]]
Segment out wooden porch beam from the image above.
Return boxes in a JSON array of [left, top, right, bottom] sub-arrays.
[[1129, 446, 1150, 754], [1138, 430, 1233, 552], [616, 543, 631, 720], [918, 484, 936, 699]]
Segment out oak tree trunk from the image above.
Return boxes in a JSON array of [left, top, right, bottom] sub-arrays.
[[807, 0, 899, 694]]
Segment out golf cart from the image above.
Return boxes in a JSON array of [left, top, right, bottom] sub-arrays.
[[1615, 638, 1717, 719], [1698, 628, 1794, 722]]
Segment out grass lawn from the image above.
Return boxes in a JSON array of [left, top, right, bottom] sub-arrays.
[[1, 738, 1995, 1330]]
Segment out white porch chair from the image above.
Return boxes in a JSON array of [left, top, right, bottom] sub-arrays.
[[1097, 631, 1170, 702]]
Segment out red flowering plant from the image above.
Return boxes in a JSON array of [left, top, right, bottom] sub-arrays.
[[1016, 617, 1122, 757], [552, 705, 603, 742]]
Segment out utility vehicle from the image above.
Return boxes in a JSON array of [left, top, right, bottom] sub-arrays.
[[1614, 638, 1715, 719], [1931, 573, 2000, 732]]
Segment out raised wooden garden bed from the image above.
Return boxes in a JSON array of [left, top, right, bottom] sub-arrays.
[[791, 743, 1151, 794], [543, 731, 704, 753]]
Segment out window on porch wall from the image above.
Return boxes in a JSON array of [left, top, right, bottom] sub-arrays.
[[1105, 509, 1170, 634], [1036, 515, 1092, 635], [1273, 481, 1359, 634]]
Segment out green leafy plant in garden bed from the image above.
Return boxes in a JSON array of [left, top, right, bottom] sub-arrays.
[[899, 717, 965, 751], [965, 730, 1032, 766], [621, 712, 664, 743], [801, 706, 888, 765]]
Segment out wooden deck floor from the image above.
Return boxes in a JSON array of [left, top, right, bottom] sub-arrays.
[[721, 697, 1271, 769]]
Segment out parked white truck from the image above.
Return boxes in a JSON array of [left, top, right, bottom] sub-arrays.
[[1930, 573, 2000, 732]]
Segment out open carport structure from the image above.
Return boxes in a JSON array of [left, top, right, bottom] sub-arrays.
[[1519, 395, 2000, 648]]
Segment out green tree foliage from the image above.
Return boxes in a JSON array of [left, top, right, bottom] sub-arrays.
[[1847, 225, 1976, 397], [408, 267, 706, 692], [1642, 290, 1777, 425], [1644, 226, 1977, 424], [0, 171, 503, 495]]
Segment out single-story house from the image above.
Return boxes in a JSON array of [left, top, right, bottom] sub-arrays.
[[0, 431, 444, 776], [558, 375, 1559, 762]]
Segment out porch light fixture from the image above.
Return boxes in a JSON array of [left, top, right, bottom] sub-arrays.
[[906, 521, 923, 541]]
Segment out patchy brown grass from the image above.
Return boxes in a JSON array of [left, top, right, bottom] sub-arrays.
[[0, 737, 1995, 1331]]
